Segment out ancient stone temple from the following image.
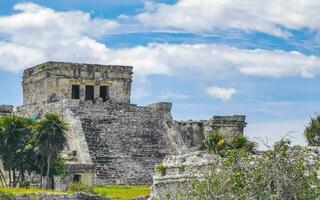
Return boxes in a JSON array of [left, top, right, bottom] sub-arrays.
[[2, 61, 246, 188]]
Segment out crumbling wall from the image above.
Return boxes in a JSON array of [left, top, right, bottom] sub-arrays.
[[150, 151, 217, 199], [174, 115, 246, 149]]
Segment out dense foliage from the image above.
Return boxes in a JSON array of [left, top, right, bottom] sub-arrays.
[[0, 113, 67, 189], [199, 131, 257, 155], [184, 138, 320, 200], [305, 114, 320, 146]]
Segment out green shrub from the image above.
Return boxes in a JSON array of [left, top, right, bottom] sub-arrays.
[[305, 114, 320, 146], [199, 131, 224, 153], [185, 138, 320, 199], [67, 182, 91, 193], [156, 163, 166, 175], [199, 131, 256, 156], [0, 192, 15, 200], [179, 165, 186, 173], [226, 134, 257, 153]]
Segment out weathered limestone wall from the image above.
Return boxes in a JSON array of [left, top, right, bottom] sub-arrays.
[[174, 115, 246, 149], [150, 151, 217, 199], [23, 62, 132, 105], [76, 102, 174, 185]]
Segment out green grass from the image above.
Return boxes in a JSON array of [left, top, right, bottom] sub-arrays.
[[93, 185, 151, 200], [0, 187, 66, 195], [0, 185, 151, 200]]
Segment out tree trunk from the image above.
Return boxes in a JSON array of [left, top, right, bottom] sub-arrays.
[[45, 154, 52, 189], [8, 169, 11, 187], [40, 167, 43, 188], [50, 175, 55, 190], [20, 169, 25, 187], [12, 169, 16, 187], [0, 169, 8, 187]]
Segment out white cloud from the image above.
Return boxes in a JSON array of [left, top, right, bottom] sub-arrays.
[[108, 44, 320, 78], [160, 92, 190, 100], [0, 2, 118, 72], [206, 86, 236, 101], [1, 3, 320, 80], [136, 0, 320, 37]]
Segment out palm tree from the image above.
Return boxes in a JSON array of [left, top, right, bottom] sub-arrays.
[[0, 116, 33, 187], [305, 114, 320, 146], [35, 113, 67, 189]]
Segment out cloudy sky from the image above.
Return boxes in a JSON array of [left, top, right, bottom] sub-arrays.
[[1, 0, 320, 147]]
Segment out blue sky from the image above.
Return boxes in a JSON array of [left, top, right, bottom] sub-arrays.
[[1, 0, 320, 147]]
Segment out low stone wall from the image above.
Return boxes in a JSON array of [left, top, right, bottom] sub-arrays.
[[15, 192, 109, 200]]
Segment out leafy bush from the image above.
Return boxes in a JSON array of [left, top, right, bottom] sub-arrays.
[[199, 131, 224, 153], [199, 131, 256, 155], [185, 138, 320, 200], [305, 114, 320, 146], [0, 192, 15, 200], [156, 163, 166, 175], [67, 182, 91, 193]]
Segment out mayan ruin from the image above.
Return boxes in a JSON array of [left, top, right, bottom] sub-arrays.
[[1, 1, 320, 199], [1, 61, 247, 190]]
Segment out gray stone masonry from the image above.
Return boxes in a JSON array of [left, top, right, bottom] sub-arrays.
[[17, 100, 175, 185]]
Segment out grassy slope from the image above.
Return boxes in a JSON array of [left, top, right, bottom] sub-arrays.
[[94, 185, 151, 200], [0, 185, 151, 200]]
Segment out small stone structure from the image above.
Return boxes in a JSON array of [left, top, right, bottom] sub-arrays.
[[0, 105, 13, 116], [174, 115, 246, 149], [1, 61, 246, 187]]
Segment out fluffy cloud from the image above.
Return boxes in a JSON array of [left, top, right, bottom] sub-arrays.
[[0, 2, 118, 72], [112, 44, 320, 78], [136, 0, 320, 37], [206, 86, 236, 101], [1, 3, 320, 80]]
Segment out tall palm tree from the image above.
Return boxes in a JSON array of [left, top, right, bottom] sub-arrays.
[[0, 116, 33, 187], [36, 113, 67, 189]]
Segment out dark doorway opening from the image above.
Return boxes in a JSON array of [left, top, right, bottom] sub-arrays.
[[71, 85, 80, 99], [100, 86, 109, 102], [73, 174, 81, 182], [85, 85, 94, 101]]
